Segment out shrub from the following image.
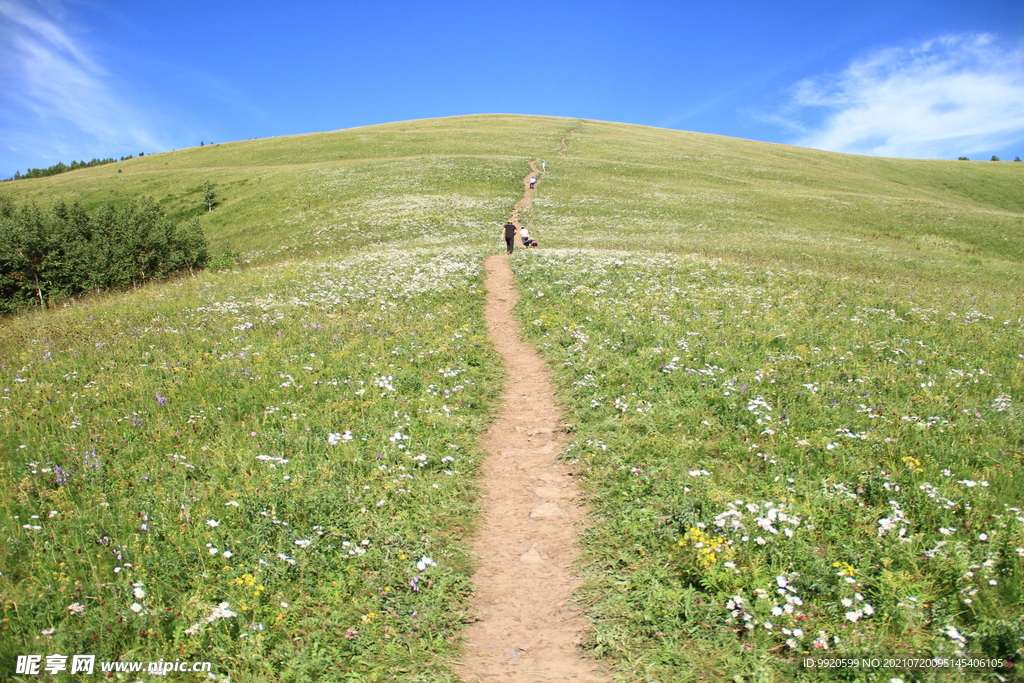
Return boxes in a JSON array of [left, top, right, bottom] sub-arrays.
[[0, 197, 208, 312]]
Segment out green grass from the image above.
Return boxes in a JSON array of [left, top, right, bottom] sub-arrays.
[[1, 248, 503, 682], [512, 249, 1022, 682], [1, 114, 1022, 682], [524, 120, 1024, 297]]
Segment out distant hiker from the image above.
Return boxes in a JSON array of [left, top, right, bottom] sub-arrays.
[[520, 226, 538, 248], [502, 222, 517, 254], [529, 176, 537, 189]]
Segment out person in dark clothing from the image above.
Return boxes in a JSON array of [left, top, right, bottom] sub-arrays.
[[502, 222, 517, 254]]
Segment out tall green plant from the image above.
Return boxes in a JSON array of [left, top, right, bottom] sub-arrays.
[[0, 201, 54, 309], [203, 180, 216, 212], [0, 197, 209, 313]]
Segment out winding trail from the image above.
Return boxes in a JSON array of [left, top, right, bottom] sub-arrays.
[[454, 166, 605, 683], [508, 159, 543, 225]]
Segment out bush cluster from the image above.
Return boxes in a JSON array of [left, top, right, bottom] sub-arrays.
[[0, 196, 208, 313]]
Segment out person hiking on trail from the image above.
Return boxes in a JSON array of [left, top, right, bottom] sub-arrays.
[[502, 222, 517, 254], [520, 225, 537, 248], [529, 176, 537, 189]]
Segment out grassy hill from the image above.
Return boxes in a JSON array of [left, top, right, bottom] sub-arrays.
[[1, 115, 568, 263], [4, 114, 1022, 290], [532, 120, 1024, 294], [1, 115, 1022, 682]]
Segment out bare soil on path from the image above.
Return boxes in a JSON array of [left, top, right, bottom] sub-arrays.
[[508, 159, 542, 225], [454, 167, 606, 683]]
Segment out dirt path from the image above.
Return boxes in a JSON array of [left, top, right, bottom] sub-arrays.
[[508, 159, 542, 225], [454, 170, 605, 683]]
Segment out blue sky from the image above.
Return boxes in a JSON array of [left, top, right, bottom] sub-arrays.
[[2, 0, 1023, 178]]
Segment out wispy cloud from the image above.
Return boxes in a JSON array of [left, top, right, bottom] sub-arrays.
[[0, 0, 165, 168], [783, 34, 1024, 159]]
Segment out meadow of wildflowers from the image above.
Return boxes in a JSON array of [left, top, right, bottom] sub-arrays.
[[513, 249, 1023, 681], [2, 113, 1022, 681], [0, 247, 503, 681]]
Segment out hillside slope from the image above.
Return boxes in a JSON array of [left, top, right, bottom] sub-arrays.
[[526, 119, 1024, 295], [2, 114, 1021, 294], [1, 115, 1022, 682], [0, 115, 567, 263]]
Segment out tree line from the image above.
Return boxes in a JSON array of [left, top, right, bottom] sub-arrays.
[[2, 156, 144, 182], [0, 196, 208, 313]]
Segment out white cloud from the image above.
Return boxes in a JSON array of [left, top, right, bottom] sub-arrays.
[[787, 34, 1024, 159], [0, 0, 165, 167]]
